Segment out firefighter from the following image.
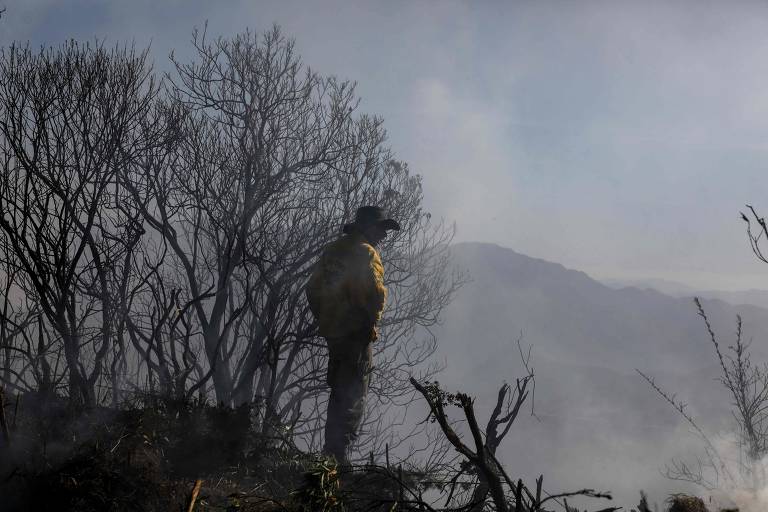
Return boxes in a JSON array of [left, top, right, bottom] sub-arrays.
[[306, 206, 400, 464]]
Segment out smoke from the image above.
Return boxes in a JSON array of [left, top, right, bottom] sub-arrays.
[[718, 488, 768, 512], [699, 432, 768, 512]]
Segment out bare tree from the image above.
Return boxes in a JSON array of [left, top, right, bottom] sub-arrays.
[[120, 26, 363, 404], [638, 295, 768, 494], [0, 41, 159, 405], [0, 28, 464, 472], [120, 26, 464, 463], [0, 233, 51, 394], [410, 350, 617, 512], [695, 297, 768, 490]]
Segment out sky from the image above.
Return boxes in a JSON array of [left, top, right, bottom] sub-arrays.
[[3, 0, 768, 290]]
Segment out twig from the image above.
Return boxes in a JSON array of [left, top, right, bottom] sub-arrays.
[[444, 465, 467, 507], [12, 393, 19, 429], [110, 432, 130, 454], [0, 387, 10, 447], [636, 367, 735, 487], [187, 478, 203, 512]]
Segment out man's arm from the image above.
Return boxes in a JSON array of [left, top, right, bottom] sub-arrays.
[[352, 244, 387, 340]]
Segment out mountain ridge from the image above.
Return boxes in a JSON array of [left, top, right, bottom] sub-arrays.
[[437, 242, 768, 378], [602, 276, 768, 310]]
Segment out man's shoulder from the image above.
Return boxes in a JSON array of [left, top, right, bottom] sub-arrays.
[[325, 234, 377, 257], [354, 238, 381, 263]]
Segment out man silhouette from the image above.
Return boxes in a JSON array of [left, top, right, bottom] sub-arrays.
[[306, 206, 400, 463]]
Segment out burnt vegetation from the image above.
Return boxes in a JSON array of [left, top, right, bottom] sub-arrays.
[[0, 26, 737, 512]]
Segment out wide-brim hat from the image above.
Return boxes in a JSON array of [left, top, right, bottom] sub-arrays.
[[343, 206, 401, 234]]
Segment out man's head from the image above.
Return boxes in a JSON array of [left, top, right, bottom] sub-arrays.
[[343, 206, 400, 247]]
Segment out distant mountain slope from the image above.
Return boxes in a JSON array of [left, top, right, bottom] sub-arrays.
[[700, 288, 768, 309], [603, 277, 768, 310], [427, 242, 768, 506], [601, 277, 698, 297], [436, 242, 768, 380]]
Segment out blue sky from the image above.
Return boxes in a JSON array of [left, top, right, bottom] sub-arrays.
[[3, 0, 768, 289]]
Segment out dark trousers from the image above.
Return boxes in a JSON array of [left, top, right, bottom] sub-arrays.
[[324, 333, 373, 463]]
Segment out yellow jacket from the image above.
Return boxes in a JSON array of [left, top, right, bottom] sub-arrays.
[[306, 232, 387, 341]]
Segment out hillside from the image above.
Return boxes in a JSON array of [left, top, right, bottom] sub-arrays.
[[428, 242, 768, 508], [436, 243, 768, 377]]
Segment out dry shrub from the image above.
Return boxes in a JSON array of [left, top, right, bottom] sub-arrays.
[[667, 494, 709, 512]]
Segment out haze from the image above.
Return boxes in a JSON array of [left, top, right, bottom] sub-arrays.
[[4, 0, 767, 290], [5, 1, 768, 509]]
